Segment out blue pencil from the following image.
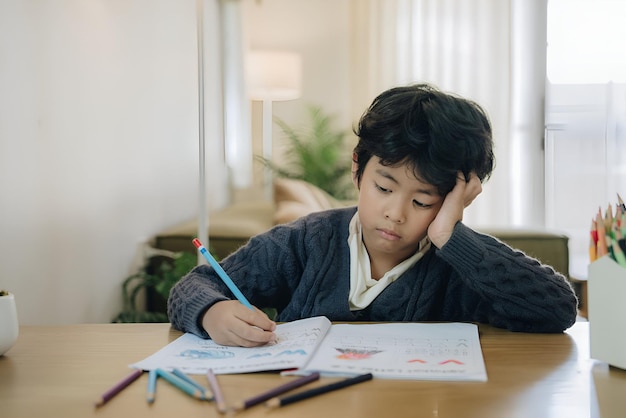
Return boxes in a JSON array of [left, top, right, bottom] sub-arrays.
[[147, 369, 157, 404], [192, 238, 254, 310], [172, 368, 212, 400], [156, 368, 206, 400]]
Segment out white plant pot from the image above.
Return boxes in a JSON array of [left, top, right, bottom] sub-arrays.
[[0, 293, 19, 356]]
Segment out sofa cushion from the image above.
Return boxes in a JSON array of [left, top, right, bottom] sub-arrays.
[[153, 200, 274, 259], [478, 228, 570, 277], [273, 177, 347, 225]]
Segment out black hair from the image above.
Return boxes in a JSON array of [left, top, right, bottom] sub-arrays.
[[352, 83, 495, 196]]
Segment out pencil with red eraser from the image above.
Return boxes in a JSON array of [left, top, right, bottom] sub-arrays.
[[192, 238, 254, 310]]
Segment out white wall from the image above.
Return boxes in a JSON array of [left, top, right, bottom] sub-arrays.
[[0, 0, 348, 325], [0, 0, 227, 324]]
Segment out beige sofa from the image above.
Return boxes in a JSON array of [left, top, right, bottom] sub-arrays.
[[153, 178, 584, 314]]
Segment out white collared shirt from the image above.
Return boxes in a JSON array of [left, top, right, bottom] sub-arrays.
[[347, 212, 431, 311]]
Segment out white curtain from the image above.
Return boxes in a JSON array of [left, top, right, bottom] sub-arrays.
[[351, 0, 547, 228]]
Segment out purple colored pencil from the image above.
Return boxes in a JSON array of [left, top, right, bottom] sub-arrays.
[[266, 373, 373, 408], [235, 372, 321, 410], [95, 369, 143, 407], [206, 368, 228, 414]]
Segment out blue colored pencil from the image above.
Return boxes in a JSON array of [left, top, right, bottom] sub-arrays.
[[172, 368, 212, 400], [192, 238, 254, 310], [146, 369, 157, 403], [156, 368, 206, 400]]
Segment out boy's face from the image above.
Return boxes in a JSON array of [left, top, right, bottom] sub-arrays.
[[353, 156, 444, 269]]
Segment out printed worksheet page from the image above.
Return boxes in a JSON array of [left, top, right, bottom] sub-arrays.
[[131, 316, 332, 375], [300, 322, 487, 381]]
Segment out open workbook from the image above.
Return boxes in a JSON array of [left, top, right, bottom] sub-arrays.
[[132, 316, 487, 381]]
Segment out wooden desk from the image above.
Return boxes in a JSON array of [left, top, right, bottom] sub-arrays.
[[1, 322, 625, 418]]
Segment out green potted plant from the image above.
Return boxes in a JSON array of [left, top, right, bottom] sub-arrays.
[[112, 251, 197, 323], [261, 105, 355, 200]]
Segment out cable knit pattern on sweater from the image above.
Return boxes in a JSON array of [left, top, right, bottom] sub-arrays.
[[167, 207, 578, 338]]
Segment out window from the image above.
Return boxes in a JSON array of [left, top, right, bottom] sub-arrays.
[[545, 0, 626, 278]]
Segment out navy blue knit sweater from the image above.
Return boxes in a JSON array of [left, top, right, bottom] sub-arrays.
[[168, 207, 578, 338]]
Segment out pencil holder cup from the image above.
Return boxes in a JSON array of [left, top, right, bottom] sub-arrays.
[[588, 256, 626, 369], [0, 291, 19, 356]]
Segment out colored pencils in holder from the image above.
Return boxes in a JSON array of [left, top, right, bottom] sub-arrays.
[[589, 219, 598, 262], [234, 372, 321, 411], [192, 238, 254, 310], [95, 369, 143, 407], [590, 196, 626, 268], [595, 212, 609, 258], [265, 373, 374, 408]]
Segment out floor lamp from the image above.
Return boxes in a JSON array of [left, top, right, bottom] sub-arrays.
[[196, 0, 208, 264], [247, 50, 302, 201]]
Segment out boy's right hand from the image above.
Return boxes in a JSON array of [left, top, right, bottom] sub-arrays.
[[201, 300, 277, 347]]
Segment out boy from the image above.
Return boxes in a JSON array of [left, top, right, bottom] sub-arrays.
[[168, 84, 578, 347]]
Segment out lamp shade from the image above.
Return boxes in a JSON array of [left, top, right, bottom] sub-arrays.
[[247, 50, 302, 101]]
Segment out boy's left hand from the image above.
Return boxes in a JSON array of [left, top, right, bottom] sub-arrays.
[[427, 172, 482, 248]]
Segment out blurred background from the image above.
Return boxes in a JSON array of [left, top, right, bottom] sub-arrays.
[[1, 0, 624, 325]]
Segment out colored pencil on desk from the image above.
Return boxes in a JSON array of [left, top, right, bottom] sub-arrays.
[[265, 373, 373, 408], [192, 238, 254, 310], [94, 368, 143, 407], [206, 368, 228, 414], [618, 193, 626, 212], [234, 372, 321, 410], [147, 369, 157, 404], [172, 368, 212, 400], [156, 368, 206, 400]]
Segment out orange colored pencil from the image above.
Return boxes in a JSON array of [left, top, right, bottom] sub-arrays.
[[589, 235, 597, 262]]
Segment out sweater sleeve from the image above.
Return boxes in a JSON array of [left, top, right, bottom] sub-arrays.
[[166, 264, 228, 338], [437, 222, 579, 333], [167, 217, 317, 337]]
